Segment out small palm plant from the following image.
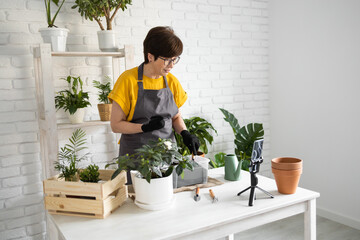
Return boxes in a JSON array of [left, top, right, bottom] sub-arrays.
[[54, 129, 89, 181], [175, 117, 217, 156], [219, 108, 264, 171]]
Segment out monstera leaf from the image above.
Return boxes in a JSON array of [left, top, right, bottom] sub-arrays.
[[219, 108, 264, 171]]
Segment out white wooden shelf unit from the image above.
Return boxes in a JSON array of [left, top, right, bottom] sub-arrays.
[[33, 43, 134, 179]]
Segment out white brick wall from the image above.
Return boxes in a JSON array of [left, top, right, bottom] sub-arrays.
[[0, 0, 269, 239]]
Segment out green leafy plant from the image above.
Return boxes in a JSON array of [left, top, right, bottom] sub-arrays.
[[72, 0, 132, 30], [79, 164, 101, 183], [44, 0, 66, 28], [174, 116, 217, 156], [93, 76, 112, 104], [106, 138, 193, 183], [209, 152, 226, 168], [219, 108, 264, 171], [55, 76, 91, 115], [54, 129, 89, 181]]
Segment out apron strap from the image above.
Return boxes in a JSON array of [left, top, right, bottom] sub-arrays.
[[137, 62, 169, 89]]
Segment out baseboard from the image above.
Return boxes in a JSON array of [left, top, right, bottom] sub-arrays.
[[317, 207, 360, 230]]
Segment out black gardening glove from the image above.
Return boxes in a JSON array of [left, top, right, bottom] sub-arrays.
[[181, 130, 200, 155], [141, 115, 165, 133]]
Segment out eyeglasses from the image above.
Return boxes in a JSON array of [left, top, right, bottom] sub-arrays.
[[158, 56, 180, 66]]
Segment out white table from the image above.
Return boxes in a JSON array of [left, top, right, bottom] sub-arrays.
[[50, 167, 320, 240]]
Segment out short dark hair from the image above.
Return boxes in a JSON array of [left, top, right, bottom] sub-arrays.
[[143, 26, 183, 64]]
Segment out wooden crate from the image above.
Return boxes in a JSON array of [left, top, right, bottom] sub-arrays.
[[43, 170, 127, 219]]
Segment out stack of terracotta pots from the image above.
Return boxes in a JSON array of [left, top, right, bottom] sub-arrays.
[[271, 157, 303, 194]]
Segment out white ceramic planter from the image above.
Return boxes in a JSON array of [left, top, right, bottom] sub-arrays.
[[39, 27, 69, 52], [66, 108, 85, 124], [97, 30, 118, 52], [131, 171, 174, 210]]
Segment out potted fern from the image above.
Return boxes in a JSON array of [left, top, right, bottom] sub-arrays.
[[72, 0, 132, 51], [55, 76, 91, 124], [54, 128, 89, 181], [219, 108, 264, 171], [93, 76, 112, 121], [39, 0, 69, 52]]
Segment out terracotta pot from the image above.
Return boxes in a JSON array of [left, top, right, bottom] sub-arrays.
[[271, 157, 302, 170], [192, 151, 205, 158], [272, 168, 302, 194], [97, 104, 112, 121]]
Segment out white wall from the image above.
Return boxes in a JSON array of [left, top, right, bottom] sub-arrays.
[[269, 0, 360, 230], [0, 0, 270, 239]]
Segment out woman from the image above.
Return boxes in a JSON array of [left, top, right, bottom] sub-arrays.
[[108, 26, 199, 178]]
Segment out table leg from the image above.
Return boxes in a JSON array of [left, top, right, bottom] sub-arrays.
[[225, 234, 234, 240], [304, 199, 316, 240]]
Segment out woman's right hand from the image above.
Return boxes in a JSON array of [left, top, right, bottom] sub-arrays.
[[141, 115, 165, 132]]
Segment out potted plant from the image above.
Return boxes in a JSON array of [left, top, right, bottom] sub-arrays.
[[79, 164, 101, 183], [174, 116, 217, 157], [219, 108, 264, 171], [72, 0, 132, 52], [54, 128, 89, 181], [39, 0, 69, 52], [106, 138, 193, 210], [55, 75, 91, 124], [93, 76, 112, 121]]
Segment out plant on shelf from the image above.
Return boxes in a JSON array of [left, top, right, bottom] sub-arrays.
[[219, 108, 264, 171], [54, 128, 89, 181], [72, 0, 132, 51], [174, 116, 217, 156], [209, 152, 226, 168], [107, 138, 193, 183], [55, 75, 91, 123], [39, 0, 69, 52], [79, 164, 101, 183], [93, 76, 112, 121]]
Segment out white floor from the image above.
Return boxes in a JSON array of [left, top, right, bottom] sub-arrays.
[[233, 214, 360, 240]]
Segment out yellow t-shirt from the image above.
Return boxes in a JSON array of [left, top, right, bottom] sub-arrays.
[[108, 66, 187, 121]]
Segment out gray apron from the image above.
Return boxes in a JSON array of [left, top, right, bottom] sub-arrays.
[[119, 63, 179, 182]]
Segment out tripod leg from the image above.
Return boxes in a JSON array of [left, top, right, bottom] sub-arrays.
[[256, 186, 274, 198], [237, 186, 251, 196], [248, 187, 255, 206]]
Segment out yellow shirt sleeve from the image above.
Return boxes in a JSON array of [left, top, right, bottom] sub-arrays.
[[108, 67, 187, 121]]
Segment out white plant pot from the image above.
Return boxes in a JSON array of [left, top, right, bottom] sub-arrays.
[[97, 30, 118, 52], [39, 27, 69, 52], [131, 171, 174, 211], [66, 108, 85, 124]]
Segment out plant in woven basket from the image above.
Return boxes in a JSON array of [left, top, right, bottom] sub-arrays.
[[174, 116, 217, 156], [93, 76, 112, 121], [79, 164, 101, 183], [55, 76, 91, 115], [219, 108, 264, 171], [54, 128, 89, 181], [107, 138, 193, 183]]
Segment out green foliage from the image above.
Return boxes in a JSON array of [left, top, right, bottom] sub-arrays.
[[106, 138, 193, 183], [219, 108, 264, 171], [79, 164, 100, 183], [72, 0, 132, 30], [44, 0, 66, 28], [54, 129, 89, 181], [55, 76, 91, 115], [93, 76, 112, 104], [174, 116, 217, 156], [209, 152, 226, 168]]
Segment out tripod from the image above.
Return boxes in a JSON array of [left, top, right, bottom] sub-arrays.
[[237, 159, 274, 206]]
